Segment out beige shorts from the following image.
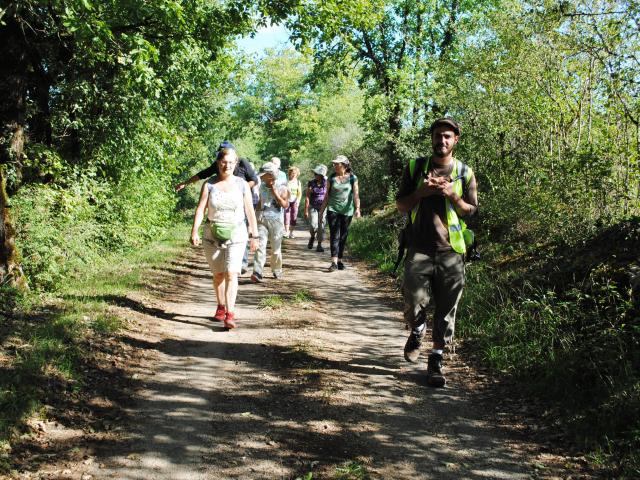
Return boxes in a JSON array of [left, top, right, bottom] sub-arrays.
[[202, 226, 247, 274]]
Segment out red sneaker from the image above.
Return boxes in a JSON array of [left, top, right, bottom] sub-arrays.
[[214, 304, 226, 322], [224, 312, 237, 329]]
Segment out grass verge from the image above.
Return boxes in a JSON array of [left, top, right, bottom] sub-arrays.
[[0, 216, 191, 474]]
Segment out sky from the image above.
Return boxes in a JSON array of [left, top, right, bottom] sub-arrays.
[[236, 24, 292, 56]]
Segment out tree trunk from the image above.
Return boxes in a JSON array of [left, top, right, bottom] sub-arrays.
[[0, 166, 27, 290], [386, 101, 403, 180], [0, 11, 29, 290]]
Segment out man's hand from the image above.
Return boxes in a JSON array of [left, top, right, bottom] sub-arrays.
[[416, 175, 443, 198], [438, 181, 457, 199], [175, 182, 187, 192]]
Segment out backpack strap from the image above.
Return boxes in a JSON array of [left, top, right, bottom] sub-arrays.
[[409, 157, 429, 188]]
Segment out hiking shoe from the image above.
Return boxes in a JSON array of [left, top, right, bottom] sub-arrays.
[[224, 312, 237, 330], [289, 232, 296, 239], [273, 271, 283, 279], [316, 245, 324, 253], [307, 237, 315, 249], [328, 262, 338, 272], [404, 328, 425, 363], [251, 272, 263, 283], [214, 304, 226, 322], [426, 353, 446, 388], [337, 261, 345, 270]]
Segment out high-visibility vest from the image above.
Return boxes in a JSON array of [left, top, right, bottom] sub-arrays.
[[409, 157, 473, 254]]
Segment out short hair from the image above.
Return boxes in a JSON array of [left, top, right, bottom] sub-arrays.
[[216, 147, 238, 162], [288, 166, 300, 176]]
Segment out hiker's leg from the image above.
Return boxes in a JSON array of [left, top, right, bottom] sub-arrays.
[[268, 218, 284, 275], [224, 271, 239, 312], [203, 228, 225, 299], [213, 272, 226, 306], [252, 222, 269, 276], [402, 249, 435, 330], [309, 208, 318, 239], [284, 203, 292, 233], [327, 210, 340, 261], [290, 202, 299, 228], [337, 214, 353, 259], [431, 251, 465, 348], [241, 218, 249, 271], [317, 209, 326, 245]]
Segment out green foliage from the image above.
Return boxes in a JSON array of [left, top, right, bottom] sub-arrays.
[[292, 289, 312, 304], [259, 295, 286, 309], [229, 48, 367, 171], [11, 169, 177, 290], [334, 460, 369, 480], [347, 206, 402, 274], [457, 218, 640, 476]]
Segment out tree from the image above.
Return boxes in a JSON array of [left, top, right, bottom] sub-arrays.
[[287, 0, 489, 178], [0, 0, 301, 288]]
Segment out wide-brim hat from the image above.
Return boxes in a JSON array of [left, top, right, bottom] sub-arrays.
[[312, 165, 327, 177]]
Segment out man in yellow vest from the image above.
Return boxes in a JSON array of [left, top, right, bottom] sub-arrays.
[[396, 118, 478, 387]]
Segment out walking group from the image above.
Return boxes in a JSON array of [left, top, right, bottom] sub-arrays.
[[178, 118, 477, 387]]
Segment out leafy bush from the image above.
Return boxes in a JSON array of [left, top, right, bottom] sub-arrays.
[[347, 206, 403, 274], [12, 171, 178, 290]]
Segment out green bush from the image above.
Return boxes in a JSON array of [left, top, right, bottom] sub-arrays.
[[348, 206, 403, 274], [12, 171, 178, 290]]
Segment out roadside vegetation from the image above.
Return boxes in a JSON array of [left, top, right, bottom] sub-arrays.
[[0, 219, 190, 474]]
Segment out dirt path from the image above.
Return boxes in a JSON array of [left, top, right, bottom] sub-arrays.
[[81, 225, 583, 480]]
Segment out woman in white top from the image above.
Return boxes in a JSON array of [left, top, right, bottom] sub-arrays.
[[191, 147, 259, 329]]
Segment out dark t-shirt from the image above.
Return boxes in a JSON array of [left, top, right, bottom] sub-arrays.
[[197, 158, 258, 185], [396, 157, 477, 254]]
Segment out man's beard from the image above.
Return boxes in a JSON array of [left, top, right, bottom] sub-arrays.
[[433, 144, 450, 157]]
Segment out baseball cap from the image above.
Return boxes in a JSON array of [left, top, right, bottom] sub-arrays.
[[429, 118, 460, 135], [332, 155, 350, 165], [218, 140, 235, 150], [259, 162, 278, 176]]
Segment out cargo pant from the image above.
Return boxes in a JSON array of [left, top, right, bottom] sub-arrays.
[[253, 216, 284, 277], [308, 207, 326, 244], [402, 248, 465, 346]]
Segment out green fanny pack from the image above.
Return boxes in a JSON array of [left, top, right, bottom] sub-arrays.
[[210, 221, 238, 242]]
